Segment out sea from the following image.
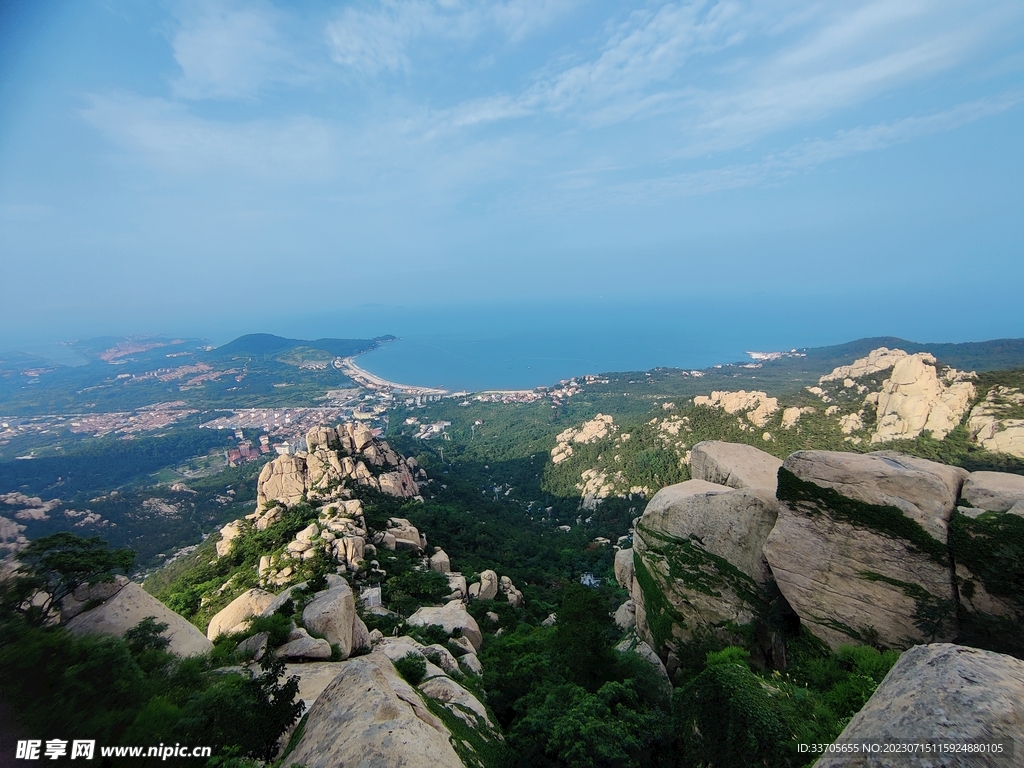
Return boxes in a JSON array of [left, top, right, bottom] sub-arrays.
[[7, 295, 1022, 392], [295, 295, 1024, 392]]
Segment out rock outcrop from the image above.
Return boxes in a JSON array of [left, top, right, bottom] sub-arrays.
[[256, 424, 424, 508], [474, 570, 499, 600], [948, 473, 1024, 640], [871, 354, 976, 443], [418, 675, 494, 730], [967, 386, 1024, 458], [60, 575, 130, 622], [613, 599, 636, 630], [779, 450, 967, 541], [632, 479, 780, 652], [817, 644, 1024, 768], [66, 582, 212, 657], [215, 520, 243, 557], [283, 661, 348, 710], [550, 414, 616, 464], [693, 391, 779, 428], [285, 653, 466, 768], [780, 406, 815, 429], [764, 451, 965, 649], [207, 588, 276, 640], [302, 580, 357, 657], [256, 454, 308, 508], [689, 440, 782, 494], [819, 347, 911, 382], [429, 548, 451, 573], [614, 547, 634, 590], [811, 348, 976, 444], [407, 602, 483, 651]]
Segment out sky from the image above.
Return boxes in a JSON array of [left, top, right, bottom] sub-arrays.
[[1, 0, 1022, 348]]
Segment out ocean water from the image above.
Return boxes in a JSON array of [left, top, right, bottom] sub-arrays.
[[338, 295, 1024, 392]]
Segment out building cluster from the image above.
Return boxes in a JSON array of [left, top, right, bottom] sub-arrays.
[[226, 435, 272, 466], [0, 402, 197, 442], [199, 406, 365, 448]]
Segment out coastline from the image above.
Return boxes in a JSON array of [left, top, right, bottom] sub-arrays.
[[339, 355, 449, 396]]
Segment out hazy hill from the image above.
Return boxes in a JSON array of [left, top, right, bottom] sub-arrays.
[[214, 333, 395, 359]]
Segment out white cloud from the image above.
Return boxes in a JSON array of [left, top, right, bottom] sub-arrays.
[[169, 1, 313, 99]]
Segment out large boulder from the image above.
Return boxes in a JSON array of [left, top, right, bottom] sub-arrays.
[[779, 450, 967, 541], [961, 471, 1024, 512], [207, 588, 276, 640], [60, 575, 130, 622], [632, 479, 780, 652], [378, 466, 420, 499], [387, 518, 423, 552], [302, 581, 357, 658], [275, 628, 332, 660], [283, 661, 347, 710], [967, 386, 1024, 458], [613, 600, 636, 630], [305, 447, 347, 499], [614, 547, 634, 590], [816, 644, 1024, 768], [689, 441, 783, 494], [418, 675, 494, 729], [766, 451, 961, 650], [429, 548, 451, 573], [256, 454, 307, 507], [286, 653, 465, 768], [446, 572, 468, 599], [66, 583, 212, 657], [476, 570, 499, 600], [407, 602, 482, 651], [215, 520, 243, 558]]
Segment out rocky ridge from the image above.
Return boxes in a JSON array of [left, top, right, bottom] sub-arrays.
[[59, 424, 525, 766], [550, 346, 1023, 511], [625, 440, 1024, 668]]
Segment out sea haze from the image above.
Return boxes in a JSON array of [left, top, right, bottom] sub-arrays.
[[6, 293, 1022, 392]]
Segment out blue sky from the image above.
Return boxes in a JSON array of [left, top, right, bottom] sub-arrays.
[[1, 0, 1022, 347]]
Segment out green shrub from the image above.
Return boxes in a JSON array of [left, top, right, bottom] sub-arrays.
[[393, 652, 427, 686], [245, 612, 293, 648]]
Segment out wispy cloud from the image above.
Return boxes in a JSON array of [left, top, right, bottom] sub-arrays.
[[324, 0, 578, 75], [600, 91, 1024, 204], [428, 0, 1021, 152], [168, 1, 314, 99], [81, 93, 339, 179]]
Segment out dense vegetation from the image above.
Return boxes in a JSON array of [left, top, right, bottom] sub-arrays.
[[0, 535, 303, 767], [476, 583, 900, 767]]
